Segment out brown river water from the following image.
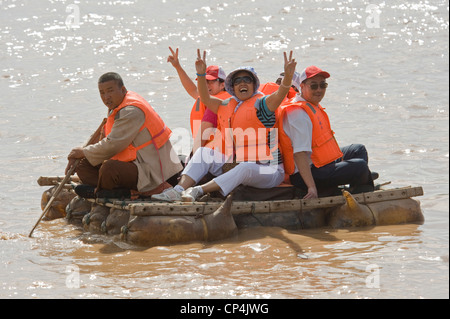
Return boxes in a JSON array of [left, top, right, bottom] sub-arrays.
[[0, 0, 448, 300]]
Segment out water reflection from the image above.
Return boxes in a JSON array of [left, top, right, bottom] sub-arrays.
[[0, 0, 448, 299], [21, 219, 427, 298]]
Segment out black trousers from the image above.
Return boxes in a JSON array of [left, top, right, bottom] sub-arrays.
[[290, 144, 374, 193]]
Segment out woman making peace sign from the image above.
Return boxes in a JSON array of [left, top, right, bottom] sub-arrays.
[[152, 50, 297, 202]]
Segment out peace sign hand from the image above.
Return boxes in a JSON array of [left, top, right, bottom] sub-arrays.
[[283, 50, 297, 81], [167, 47, 180, 68], [195, 49, 207, 75]]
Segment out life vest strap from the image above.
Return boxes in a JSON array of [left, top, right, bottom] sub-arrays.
[[135, 125, 168, 151]]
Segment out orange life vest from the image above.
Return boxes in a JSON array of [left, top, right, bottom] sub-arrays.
[[104, 91, 171, 162], [259, 82, 297, 99], [190, 90, 230, 139], [207, 93, 276, 162], [277, 101, 343, 174]]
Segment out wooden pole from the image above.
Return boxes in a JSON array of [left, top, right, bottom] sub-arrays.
[[37, 176, 80, 186], [28, 118, 106, 237]]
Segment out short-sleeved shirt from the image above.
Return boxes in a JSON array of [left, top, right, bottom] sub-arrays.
[[282, 95, 314, 171]]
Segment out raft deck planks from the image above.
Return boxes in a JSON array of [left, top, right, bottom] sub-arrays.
[[88, 186, 423, 217]]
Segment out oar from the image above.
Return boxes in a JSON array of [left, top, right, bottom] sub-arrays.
[[28, 118, 106, 237]]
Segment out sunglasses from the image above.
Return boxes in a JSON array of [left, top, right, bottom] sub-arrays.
[[233, 76, 254, 86], [306, 82, 328, 90]]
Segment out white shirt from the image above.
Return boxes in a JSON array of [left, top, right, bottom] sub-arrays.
[[282, 95, 313, 172]]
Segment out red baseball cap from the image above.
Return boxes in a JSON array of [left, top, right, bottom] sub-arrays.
[[205, 65, 226, 81], [298, 66, 330, 84]]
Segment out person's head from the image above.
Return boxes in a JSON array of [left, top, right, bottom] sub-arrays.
[[276, 72, 299, 93], [204, 65, 226, 95], [225, 66, 260, 101], [297, 66, 330, 105], [98, 72, 127, 110]]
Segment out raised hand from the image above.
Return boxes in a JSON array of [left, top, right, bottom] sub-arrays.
[[195, 49, 207, 75], [167, 47, 180, 68], [283, 50, 297, 81], [265, 50, 297, 111]]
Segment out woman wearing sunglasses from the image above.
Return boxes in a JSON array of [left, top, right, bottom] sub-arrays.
[[152, 50, 297, 202], [277, 66, 375, 199]]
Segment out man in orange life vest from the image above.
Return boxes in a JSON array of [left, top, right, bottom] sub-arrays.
[[167, 47, 230, 154], [277, 66, 375, 199], [65, 72, 183, 198]]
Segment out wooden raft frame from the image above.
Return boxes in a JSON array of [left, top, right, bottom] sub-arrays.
[[36, 177, 423, 217], [91, 186, 424, 217]]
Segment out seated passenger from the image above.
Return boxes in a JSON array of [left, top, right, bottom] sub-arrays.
[[66, 72, 183, 199], [167, 47, 230, 154], [277, 66, 375, 199]]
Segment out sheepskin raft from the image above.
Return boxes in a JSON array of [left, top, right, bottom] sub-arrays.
[[91, 186, 423, 247], [38, 176, 424, 247]]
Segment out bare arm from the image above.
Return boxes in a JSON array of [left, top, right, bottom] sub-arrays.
[[293, 152, 318, 199], [192, 121, 215, 154], [265, 51, 297, 112], [195, 49, 222, 113], [167, 47, 198, 99]]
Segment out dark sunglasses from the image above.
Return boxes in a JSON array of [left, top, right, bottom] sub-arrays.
[[233, 76, 253, 86], [307, 82, 328, 90]]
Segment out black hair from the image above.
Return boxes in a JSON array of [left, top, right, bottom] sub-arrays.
[[98, 72, 124, 88]]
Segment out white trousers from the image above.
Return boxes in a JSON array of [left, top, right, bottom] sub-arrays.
[[182, 147, 285, 196]]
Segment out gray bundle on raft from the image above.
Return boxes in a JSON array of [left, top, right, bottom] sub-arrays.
[[41, 186, 76, 220], [65, 195, 92, 224], [82, 204, 110, 233]]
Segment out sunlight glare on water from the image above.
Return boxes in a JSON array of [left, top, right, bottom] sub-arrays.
[[0, 0, 448, 299]]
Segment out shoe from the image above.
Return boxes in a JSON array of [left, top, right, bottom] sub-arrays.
[[371, 171, 379, 181], [181, 187, 202, 203], [96, 188, 130, 199], [350, 184, 375, 194], [150, 187, 182, 202], [74, 184, 96, 199]]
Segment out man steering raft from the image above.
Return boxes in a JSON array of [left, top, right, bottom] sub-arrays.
[[66, 72, 183, 199]]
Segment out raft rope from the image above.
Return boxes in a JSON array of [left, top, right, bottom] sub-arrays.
[[365, 204, 377, 225], [249, 202, 265, 226], [199, 217, 209, 242], [195, 204, 209, 241]]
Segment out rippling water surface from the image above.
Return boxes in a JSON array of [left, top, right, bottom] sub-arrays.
[[0, 0, 448, 299]]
